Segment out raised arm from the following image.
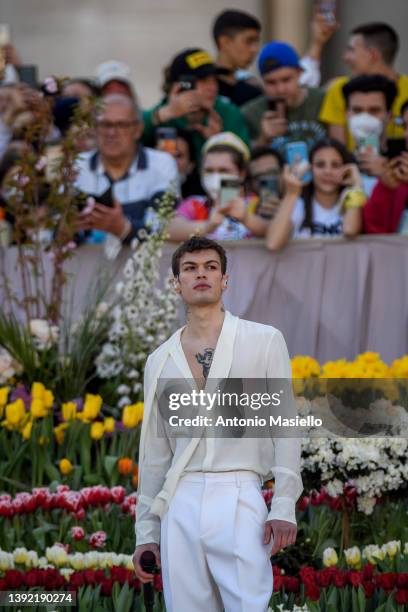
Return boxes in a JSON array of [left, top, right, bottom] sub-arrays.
[[266, 165, 302, 251]]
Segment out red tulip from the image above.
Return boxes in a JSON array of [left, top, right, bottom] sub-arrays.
[[363, 581, 375, 598], [69, 572, 85, 589], [396, 574, 408, 589], [110, 486, 126, 504], [153, 574, 163, 591], [375, 572, 396, 591], [362, 563, 374, 580], [71, 526, 85, 540], [283, 576, 300, 593], [101, 578, 113, 596], [305, 583, 320, 601], [348, 570, 363, 588], [332, 569, 347, 588], [273, 574, 283, 591], [297, 496, 310, 511], [395, 590, 408, 605], [5, 570, 24, 588]]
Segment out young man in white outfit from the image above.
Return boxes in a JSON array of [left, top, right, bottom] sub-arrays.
[[133, 237, 303, 611]]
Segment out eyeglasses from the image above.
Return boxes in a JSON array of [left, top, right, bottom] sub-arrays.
[[96, 120, 138, 131]]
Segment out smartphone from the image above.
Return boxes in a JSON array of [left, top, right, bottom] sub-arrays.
[[267, 97, 287, 119], [285, 141, 312, 184], [17, 65, 38, 88], [178, 74, 196, 92], [93, 186, 113, 208], [317, 0, 337, 25], [386, 139, 406, 159], [358, 134, 380, 154], [75, 186, 113, 211], [259, 174, 280, 200], [220, 178, 241, 209], [156, 127, 177, 155]]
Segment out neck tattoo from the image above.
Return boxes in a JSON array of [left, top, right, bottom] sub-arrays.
[[195, 348, 214, 379]]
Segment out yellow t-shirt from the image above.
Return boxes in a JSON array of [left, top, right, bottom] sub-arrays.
[[319, 74, 408, 150]]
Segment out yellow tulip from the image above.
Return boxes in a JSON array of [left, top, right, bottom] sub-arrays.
[[21, 420, 33, 440], [90, 421, 104, 440], [30, 399, 48, 419], [31, 382, 45, 400], [122, 402, 144, 428], [4, 399, 26, 429], [59, 458, 73, 475], [323, 547, 338, 567], [344, 546, 361, 567], [62, 402, 77, 421], [43, 390, 54, 409], [13, 548, 29, 564], [82, 394, 102, 421], [103, 417, 115, 433], [383, 540, 400, 559], [0, 387, 9, 406], [54, 423, 68, 445]]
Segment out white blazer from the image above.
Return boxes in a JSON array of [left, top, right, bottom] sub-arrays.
[[135, 310, 303, 546]]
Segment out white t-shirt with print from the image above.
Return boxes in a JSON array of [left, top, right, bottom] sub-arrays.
[[291, 197, 343, 238]]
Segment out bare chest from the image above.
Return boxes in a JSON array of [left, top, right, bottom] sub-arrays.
[[181, 342, 216, 386]]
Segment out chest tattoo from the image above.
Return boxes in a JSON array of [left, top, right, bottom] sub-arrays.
[[195, 348, 215, 379]]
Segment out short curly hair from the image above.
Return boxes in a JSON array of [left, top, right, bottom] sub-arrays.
[[171, 237, 227, 277]]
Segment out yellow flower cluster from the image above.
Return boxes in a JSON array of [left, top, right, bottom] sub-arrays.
[[76, 394, 103, 423], [1, 382, 146, 444], [291, 352, 408, 379], [0, 382, 55, 438], [30, 382, 54, 419], [122, 402, 144, 429], [390, 355, 408, 378], [291, 356, 321, 379]]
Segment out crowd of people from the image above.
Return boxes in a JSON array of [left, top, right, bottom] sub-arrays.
[[1, 7, 408, 251]]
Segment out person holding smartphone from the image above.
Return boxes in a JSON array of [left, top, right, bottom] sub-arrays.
[[73, 93, 179, 246], [341, 74, 398, 195], [167, 132, 268, 241], [241, 41, 326, 156], [363, 100, 408, 234], [142, 48, 250, 163], [248, 146, 285, 220], [266, 138, 364, 251]]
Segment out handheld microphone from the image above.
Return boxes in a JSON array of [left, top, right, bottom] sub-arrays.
[[140, 550, 156, 612]]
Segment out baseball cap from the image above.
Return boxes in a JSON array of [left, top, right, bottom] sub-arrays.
[[169, 48, 218, 83], [95, 60, 132, 88], [203, 131, 250, 162], [257, 41, 301, 76]]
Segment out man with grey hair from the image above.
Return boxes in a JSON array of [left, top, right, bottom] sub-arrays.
[[74, 93, 179, 244]]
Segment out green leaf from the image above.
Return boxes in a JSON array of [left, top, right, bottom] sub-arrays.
[[104, 455, 119, 479], [357, 585, 366, 612]]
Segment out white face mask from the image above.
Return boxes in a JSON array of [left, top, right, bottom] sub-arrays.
[[201, 172, 239, 201], [348, 112, 384, 141]]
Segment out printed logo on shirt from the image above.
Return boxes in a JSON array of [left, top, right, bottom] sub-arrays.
[[301, 220, 343, 236]]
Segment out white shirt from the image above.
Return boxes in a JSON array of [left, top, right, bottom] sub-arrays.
[[291, 197, 343, 237], [135, 311, 303, 546]]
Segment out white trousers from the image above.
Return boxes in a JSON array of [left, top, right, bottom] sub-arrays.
[[160, 470, 273, 612]]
